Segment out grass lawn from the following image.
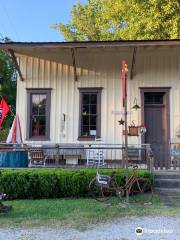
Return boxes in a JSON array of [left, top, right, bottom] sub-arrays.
[[0, 196, 180, 230]]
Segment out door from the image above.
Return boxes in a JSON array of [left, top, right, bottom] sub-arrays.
[[143, 91, 170, 169]]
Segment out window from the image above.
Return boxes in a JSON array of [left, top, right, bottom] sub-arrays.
[[144, 93, 164, 105], [79, 88, 102, 139], [27, 89, 51, 140]]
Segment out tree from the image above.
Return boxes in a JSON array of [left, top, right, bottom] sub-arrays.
[[52, 0, 180, 41], [0, 37, 16, 140]]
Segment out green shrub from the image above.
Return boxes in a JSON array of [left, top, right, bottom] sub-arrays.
[[0, 168, 152, 200]]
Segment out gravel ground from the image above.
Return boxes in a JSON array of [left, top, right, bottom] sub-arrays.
[[0, 216, 180, 240]]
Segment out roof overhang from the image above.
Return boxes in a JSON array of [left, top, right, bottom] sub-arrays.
[[0, 40, 180, 81], [0, 40, 180, 55]]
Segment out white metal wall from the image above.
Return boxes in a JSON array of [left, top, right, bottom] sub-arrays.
[[16, 46, 180, 144]]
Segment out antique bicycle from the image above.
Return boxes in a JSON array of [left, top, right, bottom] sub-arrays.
[[89, 165, 153, 204]]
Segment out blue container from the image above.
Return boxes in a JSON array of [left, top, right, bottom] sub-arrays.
[[0, 150, 28, 168]]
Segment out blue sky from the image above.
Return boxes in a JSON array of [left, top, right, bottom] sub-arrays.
[[0, 0, 87, 42]]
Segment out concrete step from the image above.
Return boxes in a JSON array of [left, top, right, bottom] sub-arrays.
[[154, 178, 180, 188], [154, 187, 180, 196], [159, 195, 180, 205], [154, 171, 180, 203], [154, 171, 180, 180]]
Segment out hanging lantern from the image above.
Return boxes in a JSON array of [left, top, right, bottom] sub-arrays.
[[132, 97, 140, 110], [139, 125, 147, 135]]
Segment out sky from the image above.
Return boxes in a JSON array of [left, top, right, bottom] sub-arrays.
[[0, 0, 87, 42]]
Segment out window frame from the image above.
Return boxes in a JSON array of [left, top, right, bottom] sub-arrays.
[[78, 88, 102, 141], [26, 88, 51, 141]]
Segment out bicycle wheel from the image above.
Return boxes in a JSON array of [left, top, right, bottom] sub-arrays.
[[89, 178, 112, 202], [130, 177, 153, 204]]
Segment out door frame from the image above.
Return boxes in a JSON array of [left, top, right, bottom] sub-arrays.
[[140, 87, 171, 168]]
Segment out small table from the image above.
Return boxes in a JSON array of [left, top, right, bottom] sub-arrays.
[[0, 150, 28, 168], [59, 144, 85, 165], [65, 155, 79, 165]]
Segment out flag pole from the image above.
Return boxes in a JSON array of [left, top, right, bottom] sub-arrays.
[[122, 61, 129, 203]]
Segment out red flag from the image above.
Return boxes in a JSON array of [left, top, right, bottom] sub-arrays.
[[0, 97, 10, 127]]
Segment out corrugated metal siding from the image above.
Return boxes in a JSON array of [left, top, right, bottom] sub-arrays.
[[16, 47, 180, 144]]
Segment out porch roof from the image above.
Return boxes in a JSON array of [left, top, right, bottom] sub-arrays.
[[0, 39, 180, 81]]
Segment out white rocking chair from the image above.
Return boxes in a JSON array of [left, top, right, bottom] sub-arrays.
[[86, 138, 105, 167]]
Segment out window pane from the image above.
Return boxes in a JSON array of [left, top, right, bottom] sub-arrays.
[[39, 95, 46, 115], [154, 95, 163, 104], [90, 105, 96, 114], [32, 94, 47, 115], [39, 126, 46, 136], [39, 116, 46, 126], [32, 105, 38, 115], [145, 95, 153, 104], [82, 116, 89, 125], [39, 105, 46, 115], [39, 116, 46, 136], [82, 105, 89, 115], [32, 116, 40, 137], [32, 95, 39, 114], [90, 94, 97, 104], [90, 126, 96, 136], [90, 126, 96, 130], [82, 126, 89, 136], [83, 94, 90, 104], [39, 94, 46, 105], [32, 95, 40, 105], [90, 115, 96, 126]]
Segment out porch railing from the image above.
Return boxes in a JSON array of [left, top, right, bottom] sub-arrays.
[[169, 141, 180, 170], [0, 143, 153, 170]]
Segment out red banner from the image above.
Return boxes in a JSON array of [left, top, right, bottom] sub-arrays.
[[0, 97, 10, 128]]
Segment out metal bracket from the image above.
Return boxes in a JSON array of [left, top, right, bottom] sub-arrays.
[[8, 49, 24, 81], [71, 48, 78, 81], [130, 47, 137, 80]]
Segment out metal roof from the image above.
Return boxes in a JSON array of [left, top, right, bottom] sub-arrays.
[[0, 39, 180, 49]]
